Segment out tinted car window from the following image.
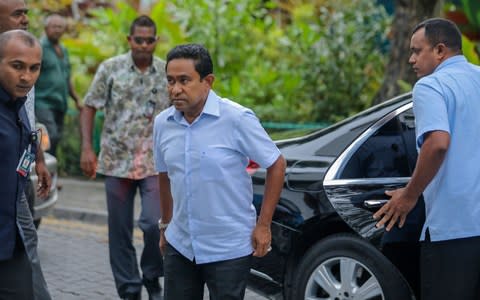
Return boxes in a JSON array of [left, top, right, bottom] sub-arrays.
[[340, 109, 417, 179]]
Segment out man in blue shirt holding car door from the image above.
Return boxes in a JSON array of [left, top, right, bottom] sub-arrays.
[[374, 18, 480, 299]]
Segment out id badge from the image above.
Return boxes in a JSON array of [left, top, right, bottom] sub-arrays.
[[16, 149, 35, 177]]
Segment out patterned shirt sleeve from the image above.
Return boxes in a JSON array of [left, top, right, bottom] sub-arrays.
[[84, 62, 109, 109]]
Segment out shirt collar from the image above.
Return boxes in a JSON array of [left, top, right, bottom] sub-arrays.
[[40, 36, 54, 47], [202, 90, 220, 117], [168, 90, 220, 123], [434, 55, 467, 73], [127, 51, 157, 74]]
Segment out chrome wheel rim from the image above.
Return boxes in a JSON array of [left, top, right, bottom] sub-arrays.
[[304, 256, 384, 300]]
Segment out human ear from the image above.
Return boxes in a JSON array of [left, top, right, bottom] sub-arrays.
[[435, 43, 447, 58], [204, 74, 215, 87]]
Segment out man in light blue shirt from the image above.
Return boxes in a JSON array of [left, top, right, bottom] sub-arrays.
[[153, 44, 286, 299], [374, 18, 480, 299]]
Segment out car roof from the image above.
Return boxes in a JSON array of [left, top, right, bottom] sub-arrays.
[[276, 93, 413, 159]]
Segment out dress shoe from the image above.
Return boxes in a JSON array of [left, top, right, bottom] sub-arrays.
[[148, 290, 163, 300], [122, 291, 141, 300], [143, 276, 163, 300]]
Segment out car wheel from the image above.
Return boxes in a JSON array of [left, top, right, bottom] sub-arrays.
[[292, 233, 413, 300]]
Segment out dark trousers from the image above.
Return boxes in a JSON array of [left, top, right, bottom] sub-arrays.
[[17, 192, 51, 300], [105, 176, 163, 297], [163, 244, 252, 300], [0, 238, 33, 300], [421, 235, 480, 300], [35, 107, 65, 156], [382, 242, 421, 299]]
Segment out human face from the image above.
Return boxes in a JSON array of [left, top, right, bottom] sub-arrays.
[[45, 15, 66, 44], [0, 0, 29, 33], [166, 58, 214, 123], [409, 27, 441, 78], [0, 39, 42, 99], [127, 26, 157, 62]]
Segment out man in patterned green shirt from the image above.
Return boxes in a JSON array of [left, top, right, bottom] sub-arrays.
[[80, 15, 168, 300]]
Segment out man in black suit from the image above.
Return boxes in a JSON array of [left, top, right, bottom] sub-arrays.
[[0, 29, 42, 299]]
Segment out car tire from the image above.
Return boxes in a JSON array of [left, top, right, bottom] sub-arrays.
[[291, 233, 414, 300]]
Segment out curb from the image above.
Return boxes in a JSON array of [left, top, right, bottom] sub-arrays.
[[53, 205, 108, 225], [55, 177, 108, 224], [52, 206, 142, 225], [53, 177, 145, 225]]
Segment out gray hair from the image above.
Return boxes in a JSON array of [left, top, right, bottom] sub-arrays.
[[43, 13, 66, 27]]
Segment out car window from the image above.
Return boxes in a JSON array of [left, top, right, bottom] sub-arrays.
[[340, 109, 417, 179]]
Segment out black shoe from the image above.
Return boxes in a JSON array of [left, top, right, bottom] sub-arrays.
[[143, 276, 163, 300], [122, 292, 141, 300], [148, 290, 163, 300]]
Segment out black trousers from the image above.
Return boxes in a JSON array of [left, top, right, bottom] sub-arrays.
[[382, 242, 421, 299], [35, 107, 65, 156], [0, 239, 33, 300], [421, 235, 480, 300], [163, 244, 252, 300]]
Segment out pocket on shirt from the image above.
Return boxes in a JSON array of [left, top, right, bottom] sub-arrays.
[[199, 146, 229, 182]]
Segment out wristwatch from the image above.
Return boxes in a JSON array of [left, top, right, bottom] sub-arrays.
[[158, 219, 169, 231]]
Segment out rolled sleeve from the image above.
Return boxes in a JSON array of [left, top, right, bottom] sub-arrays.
[[234, 110, 280, 168]]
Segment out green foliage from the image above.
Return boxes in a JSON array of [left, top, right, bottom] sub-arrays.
[[64, 2, 138, 81], [397, 80, 413, 94], [461, 0, 480, 29], [462, 35, 480, 64], [285, 0, 390, 122], [269, 128, 318, 140], [55, 111, 81, 176], [166, 0, 390, 123], [32, 2, 187, 175], [29, 0, 390, 175], [167, 0, 282, 108]]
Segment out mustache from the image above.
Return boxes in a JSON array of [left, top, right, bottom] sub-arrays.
[[17, 84, 32, 89]]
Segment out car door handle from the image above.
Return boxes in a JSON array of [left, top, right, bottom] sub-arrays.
[[363, 199, 389, 209]]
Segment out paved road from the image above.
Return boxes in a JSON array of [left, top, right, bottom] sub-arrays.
[[40, 177, 270, 299], [38, 217, 117, 299], [38, 216, 268, 299]]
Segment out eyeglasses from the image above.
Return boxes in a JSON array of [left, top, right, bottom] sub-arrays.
[[132, 36, 157, 45]]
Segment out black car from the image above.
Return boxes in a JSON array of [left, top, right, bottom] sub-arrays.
[[248, 93, 424, 300]]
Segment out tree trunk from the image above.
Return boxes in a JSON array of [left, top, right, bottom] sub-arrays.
[[373, 0, 443, 104]]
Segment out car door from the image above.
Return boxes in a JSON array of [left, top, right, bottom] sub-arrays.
[[322, 102, 424, 244]]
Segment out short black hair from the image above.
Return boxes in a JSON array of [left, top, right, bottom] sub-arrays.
[[129, 15, 156, 36], [413, 18, 462, 52], [0, 30, 39, 59], [166, 44, 213, 79]]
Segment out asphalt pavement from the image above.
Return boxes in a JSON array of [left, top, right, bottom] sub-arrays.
[[37, 177, 268, 299]]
